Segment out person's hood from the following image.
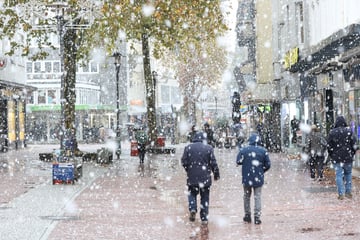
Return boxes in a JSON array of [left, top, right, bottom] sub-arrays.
[[248, 133, 263, 146], [192, 132, 206, 142], [334, 116, 347, 128]]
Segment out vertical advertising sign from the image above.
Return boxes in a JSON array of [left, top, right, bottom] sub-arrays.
[[18, 101, 25, 141], [7, 100, 15, 142]]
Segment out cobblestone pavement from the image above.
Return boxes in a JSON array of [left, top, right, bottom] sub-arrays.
[[1, 143, 360, 239]]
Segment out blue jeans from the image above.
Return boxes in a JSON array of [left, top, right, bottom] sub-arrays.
[[334, 162, 352, 196], [187, 185, 210, 221]]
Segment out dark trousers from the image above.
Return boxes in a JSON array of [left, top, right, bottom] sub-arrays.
[[291, 130, 297, 143], [138, 144, 146, 163], [187, 185, 210, 222], [309, 156, 325, 179]]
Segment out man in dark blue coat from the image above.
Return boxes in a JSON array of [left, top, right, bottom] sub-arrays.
[[181, 132, 220, 224], [236, 133, 271, 225], [327, 116, 357, 200]]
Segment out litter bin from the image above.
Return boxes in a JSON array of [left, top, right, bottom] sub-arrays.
[[157, 136, 166, 147], [130, 140, 138, 156], [52, 162, 75, 184]]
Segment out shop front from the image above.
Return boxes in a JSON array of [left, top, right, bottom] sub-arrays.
[[0, 80, 36, 151]]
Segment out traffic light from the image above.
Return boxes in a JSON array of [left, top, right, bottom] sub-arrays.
[[232, 91, 241, 124]]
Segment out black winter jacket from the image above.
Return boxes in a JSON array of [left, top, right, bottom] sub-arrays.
[[181, 132, 220, 187], [327, 116, 357, 164]]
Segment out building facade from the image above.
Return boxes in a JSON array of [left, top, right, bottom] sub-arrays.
[[25, 46, 128, 143], [271, 0, 360, 150], [0, 35, 35, 151], [234, 0, 281, 151]]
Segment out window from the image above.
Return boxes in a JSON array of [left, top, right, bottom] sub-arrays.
[[296, 2, 305, 44], [38, 90, 46, 104], [161, 85, 170, 103], [34, 62, 41, 73], [90, 62, 98, 73], [82, 63, 89, 73], [171, 86, 182, 104], [45, 62, 52, 73], [48, 90, 56, 104], [53, 62, 60, 73], [26, 62, 33, 73]]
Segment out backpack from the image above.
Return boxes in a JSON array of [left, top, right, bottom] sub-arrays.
[[136, 131, 148, 145]]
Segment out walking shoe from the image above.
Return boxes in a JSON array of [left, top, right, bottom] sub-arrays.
[[254, 217, 262, 225], [189, 211, 196, 222], [345, 193, 353, 199], [201, 220, 208, 225], [243, 214, 251, 223], [338, 195, 345, 200]]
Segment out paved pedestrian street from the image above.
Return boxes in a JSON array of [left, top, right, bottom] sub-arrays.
[[1, 143, 360, 239]]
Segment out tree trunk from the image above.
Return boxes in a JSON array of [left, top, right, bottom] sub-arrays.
[[142, 32, 157, 144], [63, 28, 77, 130]]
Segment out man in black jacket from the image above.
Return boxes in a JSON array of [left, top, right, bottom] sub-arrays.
[[181, 132, 220, 224], [327, 116, 357, 200]]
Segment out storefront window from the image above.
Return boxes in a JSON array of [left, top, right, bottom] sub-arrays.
[[48, 90, 56, 104]]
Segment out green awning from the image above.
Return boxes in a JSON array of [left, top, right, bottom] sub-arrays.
[[28, 104, 128, 112]]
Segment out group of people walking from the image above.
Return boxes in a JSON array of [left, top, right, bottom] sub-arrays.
[[307, 116, 358, 200], [181, 115, 358, 226], [182, 123, 270, 225], [135, 115, 358, 227]]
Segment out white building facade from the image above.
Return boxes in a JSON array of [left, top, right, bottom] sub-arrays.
[[0, 31, 35, 150]]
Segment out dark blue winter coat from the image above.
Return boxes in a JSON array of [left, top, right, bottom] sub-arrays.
[[181, 132, 220, 187], [236, 134, 271, 188], [327, 116, 357, 164]]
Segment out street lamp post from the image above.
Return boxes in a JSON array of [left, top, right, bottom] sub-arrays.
[[152, 70, 158, 106], [214, 96, 218, 117], [152, 71, 158, 134], [48, 1, 67, 152], [112, 52, 122, 159]]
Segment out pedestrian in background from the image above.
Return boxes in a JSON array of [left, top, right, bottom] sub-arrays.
[[187, 125, 197, 143], [291, 115, 300, 144], [327, 116, 358, 200], [204, 122, 215, 148], [236, 133, 271, 225], [306, 124, 327, 181], [135, 126, 148, 164], [181, 132, 220, 224]]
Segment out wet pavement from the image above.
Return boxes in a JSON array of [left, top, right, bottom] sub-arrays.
[[1, 142, 360, 239]]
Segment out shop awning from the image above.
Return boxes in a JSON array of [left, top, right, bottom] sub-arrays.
[[0, 79, 37, 91], [289, 24, 360, 73]]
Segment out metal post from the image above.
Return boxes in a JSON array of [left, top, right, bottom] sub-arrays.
[[112, 52, 122, 159], [152, 71, 157, 108], [50, 8, 66, 152], [215, 96, 218, 117], [48, 1, 68, 152], [116, 62, 120, 138], [58, 15, 65, 151], [152, 71, 158, 131]]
